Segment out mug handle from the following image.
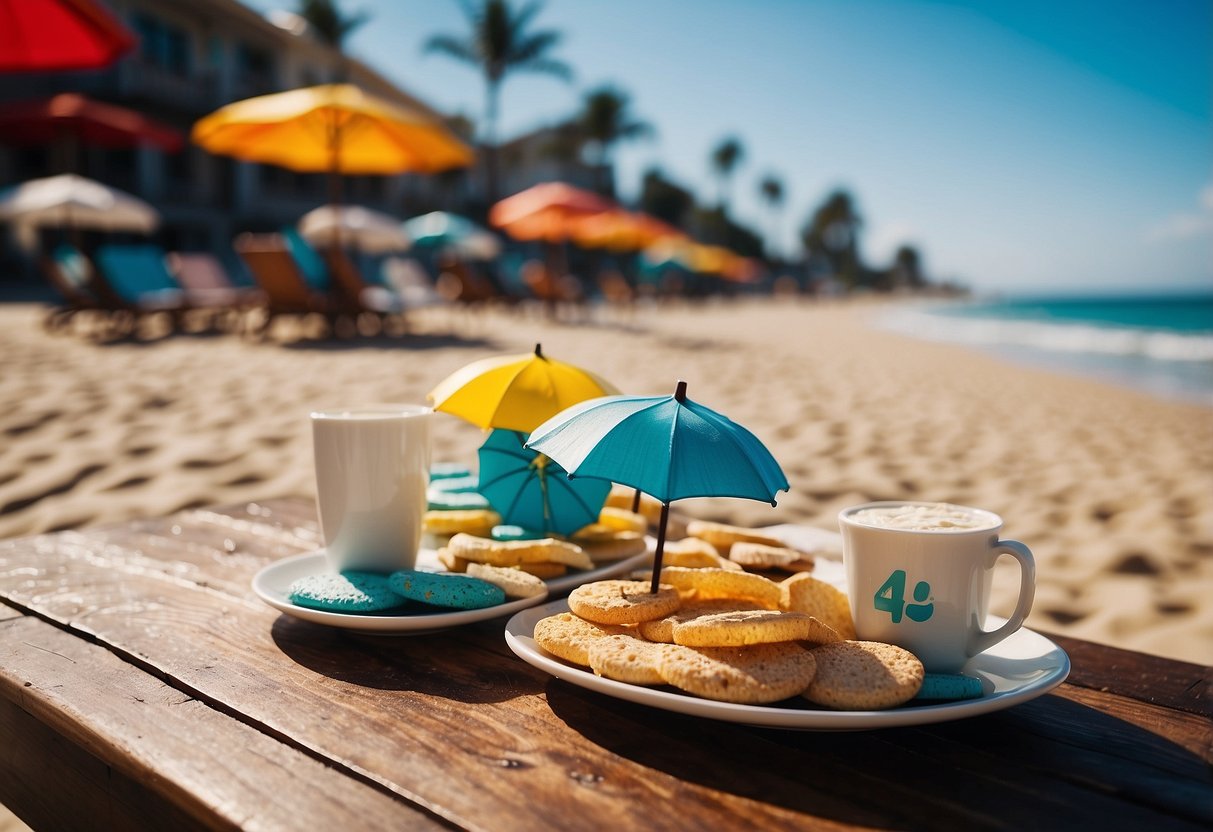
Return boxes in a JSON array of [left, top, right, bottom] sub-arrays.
[[968, 540, 1036, 657]]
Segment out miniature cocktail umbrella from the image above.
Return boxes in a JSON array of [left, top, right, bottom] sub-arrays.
[[526, 380, 789, 592], [477, 430, 612, 536], [428, 343, 619, 434]]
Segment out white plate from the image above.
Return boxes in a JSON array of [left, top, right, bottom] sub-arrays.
[[505, 599, 1071, 730], [252, 546, 653, 634]]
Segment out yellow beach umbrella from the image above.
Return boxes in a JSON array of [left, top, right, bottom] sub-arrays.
[[192, 83, 473, 176], [428, 344, 619, 433]]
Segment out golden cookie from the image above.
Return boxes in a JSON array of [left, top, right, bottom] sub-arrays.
[[658, 643, 817, 704], [587, 634, 668, 685], [662, 538, 743, 571], [517, 561, 568, 579], [597, 506, 648, 534], [638, 598, 766, 643], [581, 533, 649, 563], [423, 509, 501, 536], [436, 548, 469, 572], [447, 534, 594, 570], [779, 573, 856, 639], [568, 580, 681, 625], [533, 612, 631, 666], [672, 610, 842, 648], [658, 566, 782, 609], [571, 523, 617, 542], [729, 542, 815, 572], [466, 562, 548, 599], [803, 641, 924, 710], [606, 485, 663, 524], [685, 520, 785, 554]]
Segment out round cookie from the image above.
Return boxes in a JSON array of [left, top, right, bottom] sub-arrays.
[[288, 571, 405, 613], [803, 641, 925, 710], [684, 520, 785, 554], [728, 542, 814, 572], [638, 598, 765, 643], [568, 580, 681, 625], [597, 507, 648, 534], [466, 562, 548, 599], [658, 566, 782, 609], [423, 509, 500, 536], [658, 642, 817, 704], [780, 573, 857, 639], [388, 570, 505, 610], [672, 610, 842, 648], [587, 634, 669, 685], [447, 534, 594, 570], [533, 612, 632, 666], [580, 533, 648, 563]]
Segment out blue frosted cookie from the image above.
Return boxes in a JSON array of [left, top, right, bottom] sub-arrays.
[[388, 570, 506, 610], [427, 488, 491, 511], [428, 474, 480, 494], [288, 571, 406, 613], [429, 463, 473, 481], [491, 525, 545, 541]]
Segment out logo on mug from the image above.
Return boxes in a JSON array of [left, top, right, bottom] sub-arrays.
[[873, 569, 934, 624]]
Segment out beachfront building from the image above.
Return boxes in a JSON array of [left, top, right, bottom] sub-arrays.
[[0, 0, 471, 282]]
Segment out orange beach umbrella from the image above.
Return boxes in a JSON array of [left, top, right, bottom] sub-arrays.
[[489, 182, 615, 244], [570, 210, 685, 252]]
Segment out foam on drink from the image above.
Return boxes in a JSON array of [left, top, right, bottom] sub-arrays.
[[848, 503, 993, 532]]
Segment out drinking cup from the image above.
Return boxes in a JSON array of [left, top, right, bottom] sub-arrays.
[[838, 501, 1035, 673], [311, 405, 431, 573]]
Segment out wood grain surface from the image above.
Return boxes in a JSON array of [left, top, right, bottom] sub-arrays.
[[0, 498, 1209, 832]]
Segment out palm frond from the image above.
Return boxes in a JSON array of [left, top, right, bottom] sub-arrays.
[[424, 33, 479, 65], [508, 29, 563, 64], [511, 56, 573, 81]]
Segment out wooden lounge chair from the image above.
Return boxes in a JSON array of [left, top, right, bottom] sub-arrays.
[[233, 233, 334, 337], [322, 247, 409, 335]]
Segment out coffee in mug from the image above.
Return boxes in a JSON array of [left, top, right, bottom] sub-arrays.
[[839, 501, 1035, 673]]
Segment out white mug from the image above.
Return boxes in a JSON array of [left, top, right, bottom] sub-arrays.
[[839, 501, 1036, 673], [311, 405, 432, 573]]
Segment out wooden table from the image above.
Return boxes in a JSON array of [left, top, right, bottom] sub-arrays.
[[0, 497, 1208, 831]]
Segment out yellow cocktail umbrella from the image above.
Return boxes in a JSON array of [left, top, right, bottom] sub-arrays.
[[192, 83, 472, 176], [428, 343, 619, 433]]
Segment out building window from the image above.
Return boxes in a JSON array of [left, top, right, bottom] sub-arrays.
[[236, 43, 276, 92], [133, 13, 191, 77]]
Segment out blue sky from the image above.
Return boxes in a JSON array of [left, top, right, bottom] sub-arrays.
[[247, 0, 1211, 294]]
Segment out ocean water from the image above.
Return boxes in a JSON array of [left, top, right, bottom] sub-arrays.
[[878, 293, 1213, 406]]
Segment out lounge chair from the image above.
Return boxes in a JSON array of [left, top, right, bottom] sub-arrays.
[[233, 232, 333, 336], [90, 243, 191, 336], [322, 246, 409, 334], [39, 244, 105, 332], [166, 252, 263, 332]]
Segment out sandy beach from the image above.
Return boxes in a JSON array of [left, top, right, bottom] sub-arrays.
[[1, 297, 1210, 668]]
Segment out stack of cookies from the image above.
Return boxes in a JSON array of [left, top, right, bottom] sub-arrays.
[[533, 571, 925, 710]]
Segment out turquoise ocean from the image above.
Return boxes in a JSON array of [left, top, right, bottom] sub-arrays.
[[878, 293, 1213, 406]]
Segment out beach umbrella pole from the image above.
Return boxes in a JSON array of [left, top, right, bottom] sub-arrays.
[[631, 488, 642, 513], [650, 501, 671, 595]]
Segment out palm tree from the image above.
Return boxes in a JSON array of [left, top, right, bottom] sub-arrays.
[[298, 0, 368, 81], [758, 173, 784, 259], [801, 189, 865, 288], [425, 0, 572, 204], [710, 136, 744, 213], [577, 85, 653, 196]]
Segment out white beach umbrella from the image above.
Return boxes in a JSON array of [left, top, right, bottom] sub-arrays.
[[298, 204, 411, 253], [0, 173, 159, 233]]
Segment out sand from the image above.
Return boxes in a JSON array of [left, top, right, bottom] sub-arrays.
[[1, 297, 1210, 669]]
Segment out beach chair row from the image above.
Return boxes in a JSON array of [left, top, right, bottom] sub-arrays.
[[40, 229, 418, 339]]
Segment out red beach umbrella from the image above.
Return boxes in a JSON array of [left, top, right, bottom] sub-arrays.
[[0, 0, 135, 72], [0, 94, 183, 152], [489, 182, 615, 244]]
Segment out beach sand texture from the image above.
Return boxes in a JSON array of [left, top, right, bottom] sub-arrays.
[[1, 299, 1210, 669]]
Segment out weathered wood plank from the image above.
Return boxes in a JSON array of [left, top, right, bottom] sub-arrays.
[[1048, 632, 1210, 718], [2, 528, 1210, 832], [0, 616, 443, 831], [0, 602, 21, 622]]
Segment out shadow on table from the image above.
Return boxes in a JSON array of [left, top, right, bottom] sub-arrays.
[[269, 615, 543, 706], [544, 682, 1213, 829]]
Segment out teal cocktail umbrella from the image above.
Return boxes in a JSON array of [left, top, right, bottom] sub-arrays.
[[477, 429, 612, 537], [526, 381, 789, 592]]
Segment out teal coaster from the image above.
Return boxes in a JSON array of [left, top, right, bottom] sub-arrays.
[[288, 571, 405, 613], [430, 463, 473, 481], [427, 490, 491, 511], [388, 570, 506, 610], [491, 525, 545, 541], [428, 474, 480, 494]]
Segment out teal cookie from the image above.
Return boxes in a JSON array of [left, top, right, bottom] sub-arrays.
[[427, 489, 490, 511], [388, 570, 506, 610], [428, 475, 480, 494], [491, 525, 545, 541], [914, 674, 984, 701], [430, 463, 473, 481], [288, 571, 406, 613]]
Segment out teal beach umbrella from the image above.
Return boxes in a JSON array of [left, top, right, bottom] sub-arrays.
[[477, 429, 612, 536], [527, 381, 789, 592]]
